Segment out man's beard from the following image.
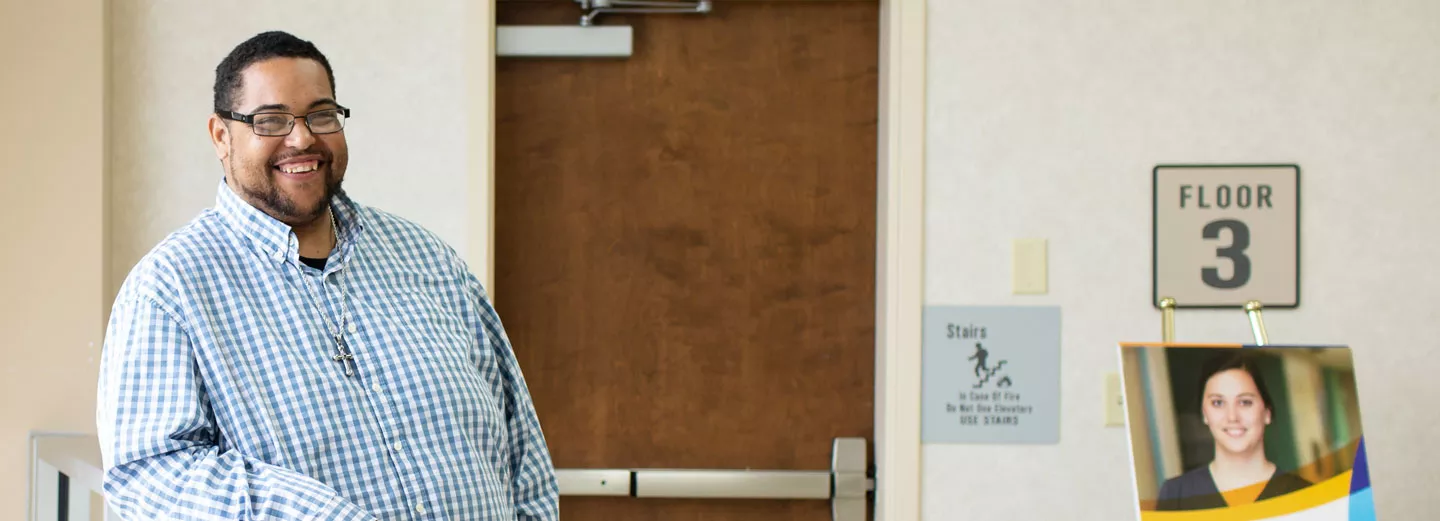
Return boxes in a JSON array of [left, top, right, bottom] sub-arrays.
[[229, 160, 344, 225]]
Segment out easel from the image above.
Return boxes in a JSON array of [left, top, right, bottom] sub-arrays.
[[1157, 297, 1270, 345]]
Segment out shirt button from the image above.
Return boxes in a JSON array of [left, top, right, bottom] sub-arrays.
[[416, 504, 426, 514], [393, 442, 403, 452], [347, 323, 358, 333], [371, 383, 382, 393]]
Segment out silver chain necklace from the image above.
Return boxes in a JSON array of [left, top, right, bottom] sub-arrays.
[[293, 208, 358, 377]]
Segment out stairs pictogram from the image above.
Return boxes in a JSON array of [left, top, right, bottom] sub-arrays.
[[973, 360, 1008, 388]]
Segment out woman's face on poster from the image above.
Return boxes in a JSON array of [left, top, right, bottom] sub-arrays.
[[1202, 369, 1271, 456]]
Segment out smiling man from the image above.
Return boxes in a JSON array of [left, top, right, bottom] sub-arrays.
[[96, 31, 558, 520]]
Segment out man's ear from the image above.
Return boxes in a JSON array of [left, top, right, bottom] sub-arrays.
[[208, 114, 231, 161]]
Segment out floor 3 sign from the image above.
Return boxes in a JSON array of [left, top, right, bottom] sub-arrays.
[[1153, 164, 1300, 308]]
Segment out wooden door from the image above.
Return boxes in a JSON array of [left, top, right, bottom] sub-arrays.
[[495, 1, 879, 519]]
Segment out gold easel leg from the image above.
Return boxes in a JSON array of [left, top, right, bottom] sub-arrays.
[[1159, 297, 1176, 343], [1244, 300, 1268, 346]]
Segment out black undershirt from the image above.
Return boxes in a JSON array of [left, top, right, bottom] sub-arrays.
[[300, 256, 327, 270]]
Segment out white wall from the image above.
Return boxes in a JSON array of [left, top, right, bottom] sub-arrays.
[[110, 1, 478, 295], [923, 0, 1439, 519]]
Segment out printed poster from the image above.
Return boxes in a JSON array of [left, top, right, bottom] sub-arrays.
[[1118, 343, 1376, 521]]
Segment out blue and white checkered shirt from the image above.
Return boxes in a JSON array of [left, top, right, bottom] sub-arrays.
[[97, 181, 559, 520]]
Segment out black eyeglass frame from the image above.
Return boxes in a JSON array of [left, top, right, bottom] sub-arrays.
[[215, 106, 352, 136]]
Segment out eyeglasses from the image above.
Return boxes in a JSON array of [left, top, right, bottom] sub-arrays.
[[216, 106, 351, 137]]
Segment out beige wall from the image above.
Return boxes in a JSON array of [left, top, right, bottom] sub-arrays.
[[0, 0, 107, 518], [923, 0, 1440, 519]]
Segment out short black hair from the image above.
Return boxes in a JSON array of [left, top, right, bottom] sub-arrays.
[[213, 31, 336, 112], [1198, 351, 1274, 410]]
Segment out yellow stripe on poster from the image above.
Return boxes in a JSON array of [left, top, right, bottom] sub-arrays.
[[1141, 471, 1352, 521]]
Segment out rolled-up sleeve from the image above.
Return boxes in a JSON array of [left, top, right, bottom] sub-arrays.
[[96, 290, 374, 520]]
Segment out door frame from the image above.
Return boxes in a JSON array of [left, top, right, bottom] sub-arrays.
[[464, 2, 926, 519]]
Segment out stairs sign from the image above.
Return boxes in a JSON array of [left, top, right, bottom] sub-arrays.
[[921, 306, 1061, 444]]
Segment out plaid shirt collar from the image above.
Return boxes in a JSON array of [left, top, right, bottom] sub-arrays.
[[213, 178, 366, 265]]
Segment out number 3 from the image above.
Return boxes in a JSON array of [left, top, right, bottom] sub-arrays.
[[1202, 219, 1251, 289]]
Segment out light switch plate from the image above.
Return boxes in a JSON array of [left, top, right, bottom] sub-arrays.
[[1013, 238, 1048, 294], [1105, 372, 1125, 427]]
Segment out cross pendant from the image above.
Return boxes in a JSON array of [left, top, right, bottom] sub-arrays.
[[331, 335, 356, 377]]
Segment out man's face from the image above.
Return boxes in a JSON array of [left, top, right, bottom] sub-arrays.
[[209, 57, 348, 226]]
